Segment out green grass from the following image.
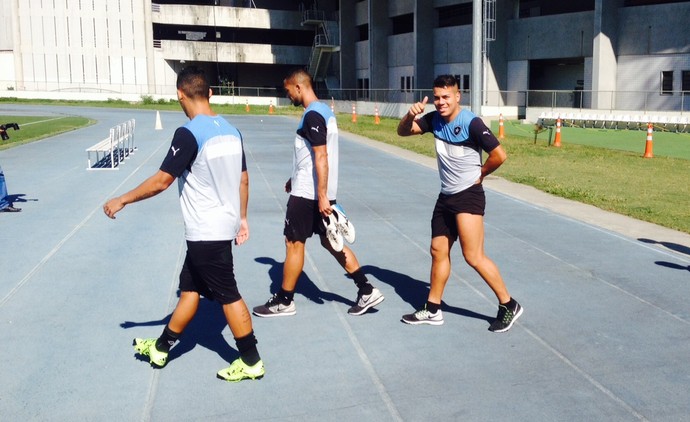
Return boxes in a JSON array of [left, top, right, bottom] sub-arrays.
[[0, 115, 94, 150], [338, 114, 690, 234], [0, 96, 302, 116], [500, 119, 690, 159]]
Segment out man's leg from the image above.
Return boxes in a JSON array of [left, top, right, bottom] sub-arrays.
[[252, 238, 303, 317], [320, 235, 384, 315], [427, 234, 454, 304], [222, 298, 253, 338], [218, 295, 264, 382], [320, 235, 360, 273], [168, 291, 200, 332], [282, 239, 306, 292], [456, 213, 510, 303], [401, 235, 452, 325], [456, 213, 523, 332], [0, 165, 10, 210], [133, 284, 200, 366]]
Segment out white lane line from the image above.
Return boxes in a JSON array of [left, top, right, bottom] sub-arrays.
[[343, 191, 649, 422], [0, 140, 168, 309]]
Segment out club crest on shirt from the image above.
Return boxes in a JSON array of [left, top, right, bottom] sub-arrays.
[[454, 126, 461, 135]]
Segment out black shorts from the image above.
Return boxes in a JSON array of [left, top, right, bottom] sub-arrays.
[[178, 240, 241, 305], [431, 184, 486, 239], [283, 195, 336, 242]]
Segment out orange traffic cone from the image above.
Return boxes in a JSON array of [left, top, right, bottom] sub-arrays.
[[498, 113, 505, 139], [331, 97, 335, 113], [269, 101, 274, 114], [643, 123, 654, 158], [553, 117, 562, 147], [374, 105, 380, 125], [351, 103, 357, 123]]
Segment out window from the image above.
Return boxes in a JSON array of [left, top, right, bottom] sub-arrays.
[[681, 70, 690, 92], [357, 78, 369, 100], [661, 71, 673, 95], [357, 24, 368, 42], [438, 4, 472, 27], [400, 76, 413, 92], [391, 14, 414, 35], [463, 74, 470, 93]]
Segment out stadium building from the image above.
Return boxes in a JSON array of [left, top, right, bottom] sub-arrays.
[[1, 0, 689, 116]]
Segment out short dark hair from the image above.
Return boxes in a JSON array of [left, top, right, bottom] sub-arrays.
[[433, 74, 459, 89], [176, 66, 210, 99], [284, 67, 313, 87]]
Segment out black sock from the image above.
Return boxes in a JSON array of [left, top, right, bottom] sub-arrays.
[[278, 288, 294, 304], [156, 326, 180, 352], [350, 269, 373, 295], [500, 297, 516, 309], [235, 331, 261, 366], [426, 301, 441, 314]]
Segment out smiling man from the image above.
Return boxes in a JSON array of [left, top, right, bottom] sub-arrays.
[[397, 74, 522, 332]]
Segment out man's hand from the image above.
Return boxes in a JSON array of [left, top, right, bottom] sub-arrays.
[[408, 96, 429, 117], [103, 197, 125, 219], [318, 196, 332, 218], [285, 178, 292, 193], [235, 218, 249, 245], [397, 96, 428, 136]]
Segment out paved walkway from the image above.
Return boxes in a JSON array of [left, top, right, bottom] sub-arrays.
[[1, 104, 689, 421]]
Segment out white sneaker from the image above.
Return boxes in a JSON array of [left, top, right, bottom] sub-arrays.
[[323, 213, 344, 252], [401, 305, 444, 325], [348, 287, 385, 315], [332, 204, 356, 244], [252, 294, 297, 318]]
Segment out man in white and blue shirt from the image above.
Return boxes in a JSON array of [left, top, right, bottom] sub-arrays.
[[253, 68, 384, 318], [397, 74, 523, 332], [103, 66, 264, 382]]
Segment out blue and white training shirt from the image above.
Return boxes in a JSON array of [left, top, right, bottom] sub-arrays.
[[290, 101, 339, 201], [160, 114, 247, 241], [417, 108, 500, 195]]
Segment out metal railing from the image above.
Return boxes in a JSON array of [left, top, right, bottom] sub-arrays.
[[2, 81, 688, 114]]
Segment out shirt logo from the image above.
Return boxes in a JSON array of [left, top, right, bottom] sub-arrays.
[[311, 126, 320, 133], [171, 146, 180, 156], [454, 126, 461, 135], [482, 130, 491, 136]]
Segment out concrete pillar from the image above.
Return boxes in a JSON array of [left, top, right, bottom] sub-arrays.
[[368, 0, 389, 90], [591, 0, 623, 110], [143, 0, 157, 94], [414, 0, 434, 96], [339, 0, 356, 90], [10, 0, 22, 90], [471, 0, 482, 114]]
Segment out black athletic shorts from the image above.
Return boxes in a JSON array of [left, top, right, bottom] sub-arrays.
[[178, 240, 241, 305], [431, 183, 486, 239], [283, 195, 336, 242]]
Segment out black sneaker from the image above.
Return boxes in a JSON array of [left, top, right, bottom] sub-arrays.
[[252, 294, 296, 318], [488, 300, 523, 333]]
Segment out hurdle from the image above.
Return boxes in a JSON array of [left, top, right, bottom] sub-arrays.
[[86, 119, 136, 170]]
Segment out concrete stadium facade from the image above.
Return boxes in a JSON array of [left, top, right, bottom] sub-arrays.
[[1, 0, 689, 116]]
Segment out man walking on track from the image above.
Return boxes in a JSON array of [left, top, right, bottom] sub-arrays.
[[397, 74, 523, 332], [103, 66, 264, 382], [253, 68, 384, 318]]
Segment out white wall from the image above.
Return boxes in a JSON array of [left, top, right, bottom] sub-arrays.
[[13, 0, 150, 93]]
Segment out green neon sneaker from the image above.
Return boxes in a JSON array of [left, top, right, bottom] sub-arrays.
[[133, 338, 168, 367], [217, 358, 265, 382]]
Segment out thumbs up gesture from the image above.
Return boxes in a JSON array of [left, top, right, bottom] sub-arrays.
[[408, 96, 429, 117]]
